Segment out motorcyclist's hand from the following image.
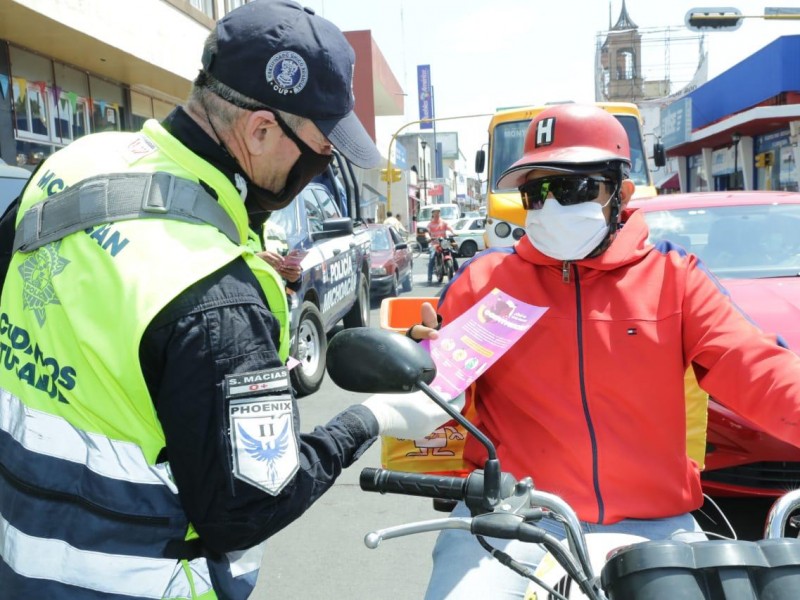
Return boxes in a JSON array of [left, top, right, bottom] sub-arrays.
[[362, 390, 465, 439], [407, 302, 441, 341]]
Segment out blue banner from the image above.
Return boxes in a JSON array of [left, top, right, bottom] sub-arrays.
[[395, 141, 408, 169], [417, 64, 433, 130]]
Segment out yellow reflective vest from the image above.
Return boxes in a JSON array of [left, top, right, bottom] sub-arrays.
[[0, 119, 288, 599]]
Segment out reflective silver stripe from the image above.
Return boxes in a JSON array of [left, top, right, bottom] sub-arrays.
[[0, 511, 214, 598], [163, 557, 215, 599], [0, 389, 177, 491], [227, 542, 266, 578]]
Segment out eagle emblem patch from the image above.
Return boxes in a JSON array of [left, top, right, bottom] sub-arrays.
[[226, 369, 299, 495]]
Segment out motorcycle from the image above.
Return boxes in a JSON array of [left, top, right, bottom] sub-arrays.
[[326, 328, 800, 600], [432, 236, 458, 283]]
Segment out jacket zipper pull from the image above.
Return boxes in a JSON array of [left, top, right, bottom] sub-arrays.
[[562, 260, 570, 283]]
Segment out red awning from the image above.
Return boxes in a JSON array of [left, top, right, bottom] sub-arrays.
[[656, 173, 680, 191]]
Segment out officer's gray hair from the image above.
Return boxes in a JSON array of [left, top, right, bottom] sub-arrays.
[[190, 30, 307, 132]]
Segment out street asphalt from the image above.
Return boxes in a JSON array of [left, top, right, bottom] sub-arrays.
[[253, 258, 445, 599]]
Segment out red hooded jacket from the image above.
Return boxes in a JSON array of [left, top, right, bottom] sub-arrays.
[[438, 209, 800, 523]]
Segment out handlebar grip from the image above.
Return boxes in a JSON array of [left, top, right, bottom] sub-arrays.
[[360, 468, 468, 501]]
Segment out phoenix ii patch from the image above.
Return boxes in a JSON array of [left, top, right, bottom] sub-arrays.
[[226, 368, 298, 495]]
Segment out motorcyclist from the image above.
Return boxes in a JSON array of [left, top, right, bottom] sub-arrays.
[[408, 103, 800, 599], [0, 1, 455, 597], [427, 207, 457, 284]]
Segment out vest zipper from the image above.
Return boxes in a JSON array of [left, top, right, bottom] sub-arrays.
[[562, 260, 570, 283], [572, 264, 605, 522], [0, 460, 174, 527]]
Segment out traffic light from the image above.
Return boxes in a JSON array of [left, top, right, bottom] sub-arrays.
[[380, 168, 403, 183], [755, 152, 774, 168], [685, 7, 743, 31]]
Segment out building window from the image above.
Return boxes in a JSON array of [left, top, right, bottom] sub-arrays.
[[8, 45, 134, 167], [88, 75, 126, 133], [190, 0, 215, 18], [225, 0, 250, 12], [688, 154, 709, 192], [617, 49, 635, 80]]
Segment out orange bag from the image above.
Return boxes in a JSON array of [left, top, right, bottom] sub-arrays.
[[379, 297, 478, 476]]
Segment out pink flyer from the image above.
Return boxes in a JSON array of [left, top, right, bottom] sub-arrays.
[[420, 288, 547, 399], [282, 248, 308, 268]]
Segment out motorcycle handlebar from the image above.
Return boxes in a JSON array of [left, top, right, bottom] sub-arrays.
[[360, 467, 519, 514], [360, 467, 470, 501]]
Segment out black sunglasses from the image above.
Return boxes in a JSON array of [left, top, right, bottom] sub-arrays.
[[520, 175, 614, 210]]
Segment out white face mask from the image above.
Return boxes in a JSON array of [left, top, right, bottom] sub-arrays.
[[525, 198, 609, 260]]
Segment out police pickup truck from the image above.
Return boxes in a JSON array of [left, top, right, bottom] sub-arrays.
[[264, 152, 371, 396]]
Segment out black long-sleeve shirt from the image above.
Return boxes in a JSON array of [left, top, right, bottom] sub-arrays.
[[0, 108, 379, 554]]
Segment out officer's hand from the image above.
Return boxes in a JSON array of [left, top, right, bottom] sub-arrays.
[[257, 250, 302, 283], [407, 302, 441, 341], [362, 391, 465, 439]]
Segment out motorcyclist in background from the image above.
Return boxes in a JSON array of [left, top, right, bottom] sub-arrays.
[[427, 207, 458, 284]]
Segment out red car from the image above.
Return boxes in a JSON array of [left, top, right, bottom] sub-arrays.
[[630, 191, 800, 505], [367, 223, 414, 299]]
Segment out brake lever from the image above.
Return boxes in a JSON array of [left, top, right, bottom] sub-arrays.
[[364, 517, 472, 549]]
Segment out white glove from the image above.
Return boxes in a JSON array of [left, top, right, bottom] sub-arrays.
[[362, 390, 466, 439]]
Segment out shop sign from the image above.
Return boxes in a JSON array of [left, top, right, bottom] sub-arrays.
[[661, 97, 692, 149]]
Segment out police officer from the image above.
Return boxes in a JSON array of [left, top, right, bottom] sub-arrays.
[[0, 2, 452, 598]]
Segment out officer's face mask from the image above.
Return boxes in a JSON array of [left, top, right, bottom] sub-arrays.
[[244, 113, 332, 217]]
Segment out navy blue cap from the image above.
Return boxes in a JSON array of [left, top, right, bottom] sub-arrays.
[[203, 0, 381, 168]]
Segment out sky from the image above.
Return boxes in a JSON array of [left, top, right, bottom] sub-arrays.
[[302, 0, 800, 177]]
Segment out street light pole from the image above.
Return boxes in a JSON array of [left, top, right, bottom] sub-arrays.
[[384, 113, 492, 213], [420, 140, 428, 206]]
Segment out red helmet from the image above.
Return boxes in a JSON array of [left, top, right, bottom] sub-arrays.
[[496, 104, 631, 189]]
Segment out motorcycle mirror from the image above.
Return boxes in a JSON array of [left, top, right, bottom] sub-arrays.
[[329, 327, 505, 511], [326, 328, 436, 393]]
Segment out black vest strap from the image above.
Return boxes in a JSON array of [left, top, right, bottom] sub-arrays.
[[13, 172, 240, 253], [163, 538, 206, 561]]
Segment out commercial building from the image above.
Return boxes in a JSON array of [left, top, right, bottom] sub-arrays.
[[0, 0, 403, 210], [662, 35, 800, 193]]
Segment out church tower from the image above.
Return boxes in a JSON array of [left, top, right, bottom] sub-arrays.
[[597, 0, 644, 101]]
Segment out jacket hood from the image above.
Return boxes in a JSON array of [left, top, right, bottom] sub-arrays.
[[514, 207, 652, 271]]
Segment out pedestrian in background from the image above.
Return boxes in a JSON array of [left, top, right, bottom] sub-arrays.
[[384, 210, 408, 236]]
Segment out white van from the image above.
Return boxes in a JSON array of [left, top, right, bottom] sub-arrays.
[[416, 203, 460, 231]]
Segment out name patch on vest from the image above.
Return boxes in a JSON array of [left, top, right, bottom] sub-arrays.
[[226, 367, 290, 397], [225, 368, 298, 495]]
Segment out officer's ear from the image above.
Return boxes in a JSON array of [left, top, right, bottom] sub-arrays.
[[244, 110, 279, 156]]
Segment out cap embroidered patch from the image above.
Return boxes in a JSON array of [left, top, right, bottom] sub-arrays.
[[266, 50, 308, 95]]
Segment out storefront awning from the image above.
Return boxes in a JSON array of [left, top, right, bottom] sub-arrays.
[[655, 172, 680, 190], [361, 183, 387, 207]]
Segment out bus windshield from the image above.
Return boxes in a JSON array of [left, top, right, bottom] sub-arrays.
[[490, 114, 649, 191]]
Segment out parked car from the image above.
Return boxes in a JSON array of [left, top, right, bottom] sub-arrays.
[[367, 223, 413, 299], [265, 179, 371, 397], [452, 216, 486, 258], [630, 191, 800, 505], [0, 161, 31, 215]]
